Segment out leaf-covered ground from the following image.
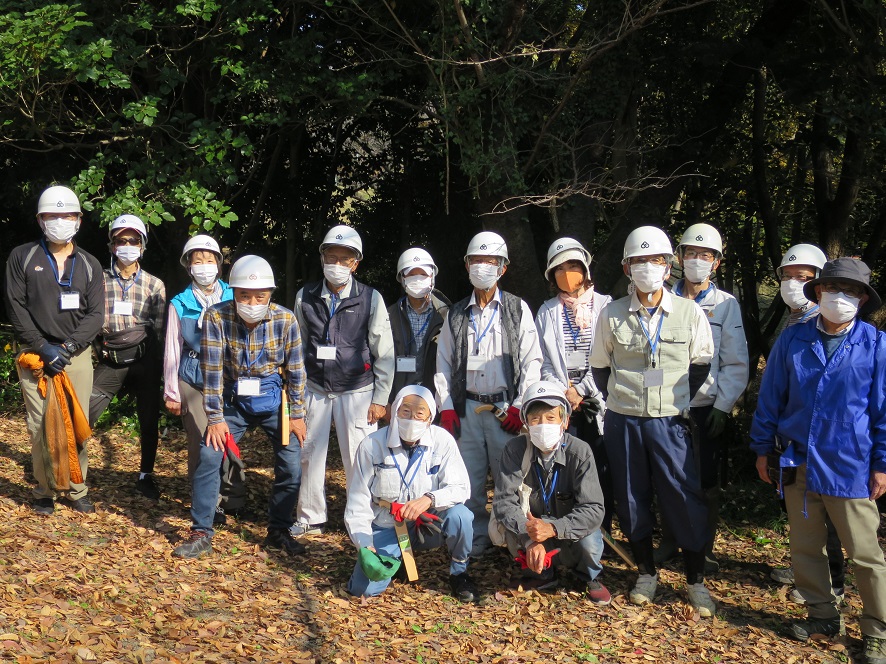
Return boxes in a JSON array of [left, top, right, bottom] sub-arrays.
[[0, 412, 882, 664]]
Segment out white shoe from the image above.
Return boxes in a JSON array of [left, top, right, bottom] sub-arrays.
[[629, 574, 658, 605], [687, 582, 716, 618]]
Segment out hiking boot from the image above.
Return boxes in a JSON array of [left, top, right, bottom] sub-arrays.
[[213, 506, 227, 526], [704, 555, 720, 575], [789, 586, 845, 606], [135, 475, 160, 500], [173, 530, 213, 558], [264, 528, 306, 557], [789, 615, 845, 642], [653, 540, 679, 565], [449, 573, 478, 602], [289, 522, 324, 536], [587, 579, 612, 606], [629, 574, 658, 606], [864, 635, 886, 664], [64, 496, 95, 514], [770, 567, 794, 584], [32, 498, 54, 515], [687, 582, 717, 618]]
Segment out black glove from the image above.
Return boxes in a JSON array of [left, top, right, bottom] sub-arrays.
[[35, 339, 71, 376]]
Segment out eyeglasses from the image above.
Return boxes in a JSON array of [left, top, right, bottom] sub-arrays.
[[396, 406, 430, 421], [467, 256, 501, 266], [322, 253, 356, 266], [114, 237, 142, 246], [821, 283, 865, 298], [779, 275, 814, 283], [682, 249, 716, 261], [627, 256, 668, 266]]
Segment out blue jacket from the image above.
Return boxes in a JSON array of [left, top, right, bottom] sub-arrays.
[[750, 318, 886, 499]]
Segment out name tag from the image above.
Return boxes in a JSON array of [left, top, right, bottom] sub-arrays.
[[396, 356, 417, 373], [317, 345, 337, 360], [643, 369, 664, 388], [237, 377, 261, 396], [59, 292, 80, 310], [466, 355, 486, 371], [113, 300, 133, 316], [566, 350, 586, 370]]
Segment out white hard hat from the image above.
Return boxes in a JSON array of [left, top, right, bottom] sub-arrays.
[[180, 234, 222, 267], [37, 186, 81, 216], [622, 226, 674, 263], [678, 223, 723, 255], [108, 214, 148, 246], [320, 225, 363, 261], [396, 247, 438, 283], [545, 237, 591, 281], [228, 255, 276, 289], [777, 243, 827, 278], [464, 231, 509, 264], [520, 380, 573, 423]]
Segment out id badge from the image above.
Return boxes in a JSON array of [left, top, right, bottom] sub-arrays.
[[59, 291, 80, 310], [113, 300, 133, 316], [643, 369, 664, 388], [566, 350, 586, 370], [317, 345, 337, 360], [396, 356, 417, 373], [237, 377, 261, 396], [466, 355, 486, 371]]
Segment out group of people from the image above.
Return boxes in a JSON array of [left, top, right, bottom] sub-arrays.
[[4, 185, 885, 662]]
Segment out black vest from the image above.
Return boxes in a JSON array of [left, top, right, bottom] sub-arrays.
[[301, 279, 375, 392]]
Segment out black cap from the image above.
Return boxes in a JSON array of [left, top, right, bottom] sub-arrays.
[[803, 257, 881, 316]]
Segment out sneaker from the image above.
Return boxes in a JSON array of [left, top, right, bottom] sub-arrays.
[[213, 506, 227, 526], [770, 567, 795, 584], [704, 555, 720, 575], [789, 615, 845, 642], [289, 522, 324, 536], [32, 498, 54, 515], [264, 528, 306, 557], [135, 475, 161, 500], [687, 582, 717, 618], [789, 586, 845, 606], [864, 635, 886, 664], [64, 496, 95, 514], [449, 573, 478, 602], [173, 530, 213, 559], [653, 540, 679, 565], [629, 573, 659, 606], [586, 579, 612, 606]]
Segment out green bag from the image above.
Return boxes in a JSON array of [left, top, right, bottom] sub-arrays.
[[358, 547, 401, 582]]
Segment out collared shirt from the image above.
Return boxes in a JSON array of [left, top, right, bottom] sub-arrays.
[[816, 317, 854, 360], [434, 288, 542, 410], [405, 298, 434, 353], [101, 263, 166, 340], [201, 301, 306, 424], [622, 288, 713, 366], [294, 277, 395, 405]]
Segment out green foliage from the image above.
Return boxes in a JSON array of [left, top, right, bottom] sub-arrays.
[[94, 393, 139, 437], [0, 332, 21, 410]]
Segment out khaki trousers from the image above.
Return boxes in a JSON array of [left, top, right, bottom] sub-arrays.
[[17, 347, 93, 500], [785, 465, 886, 638]]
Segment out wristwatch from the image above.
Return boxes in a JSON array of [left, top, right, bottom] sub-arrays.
[[424, 492, 436, 508], [61, 340, 78, 355]]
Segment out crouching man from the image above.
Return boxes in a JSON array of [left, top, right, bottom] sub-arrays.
[[344, 385, 477, 601], [492, 381, 609, 604]]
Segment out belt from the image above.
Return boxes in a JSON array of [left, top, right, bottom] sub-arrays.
[[466, 391, 506, 404], [567, 369, 585, 380]]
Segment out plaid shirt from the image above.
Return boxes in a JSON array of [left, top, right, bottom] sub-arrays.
[[405, 299, 434, 354], [101, 264, 166, 340], [201, 301, 306, 424]]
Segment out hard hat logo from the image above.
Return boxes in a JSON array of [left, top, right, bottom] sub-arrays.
[[56, 201, 64, 207], [413, 256, 420, 262], [335, 234, 343, 240], [696, 235, 704, 241], [556, 245, 563, 251], [640, 241, 649, 249], [249, 274, 257, 280], [479, 244, 487, 250], [789, 255, 796, 262], [537, 387, 546, 393]]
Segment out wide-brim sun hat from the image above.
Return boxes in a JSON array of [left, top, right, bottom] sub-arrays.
[[803, 257, 881, 316]]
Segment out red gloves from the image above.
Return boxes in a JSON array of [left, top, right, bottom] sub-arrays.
[[223, 432, 241, 460], [515, 547, 560, 570], [440, 409, 461, 438], [500, 406, 523, 434]]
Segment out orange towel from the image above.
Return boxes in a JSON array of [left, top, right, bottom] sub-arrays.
[[18, 353, 91, 489]]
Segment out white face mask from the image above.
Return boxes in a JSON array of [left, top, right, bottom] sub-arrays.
[[40, 218, 80, 244], [528, 423, 563, 453], [630, 263, 668, 294], [403, 274, 433, 299], [237, 302, 268, 324], [323, 263, 352, 287], [398, 417, 430, 443], [191, 263, 219, 287], [818, 291, 860, 325], [115, 245, 141, 266], [469, 263, 500, 290], [780, 279, 809, 310], [682, 258, 713, 284]]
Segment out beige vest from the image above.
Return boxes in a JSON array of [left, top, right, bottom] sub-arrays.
[[603, 296, 698, 417]]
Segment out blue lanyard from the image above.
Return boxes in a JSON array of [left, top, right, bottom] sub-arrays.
[[469, 305, 498, 354], [391, 445, 425, 498], [240, 322, 266, 373], [533, 463, 559, 514], [325, 293, 340, 344], [563, 308, 581, 347], [401, 298, 432, 352], [41, 240, 76, 288], [637, 311, 665, 368], [113, 267, 139, 300]]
